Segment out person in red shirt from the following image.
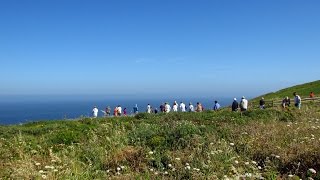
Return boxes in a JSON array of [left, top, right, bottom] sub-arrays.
[[310, 92, 315, 98]]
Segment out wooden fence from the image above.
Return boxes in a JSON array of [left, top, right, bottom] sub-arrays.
[[250, 97, 320, 109]]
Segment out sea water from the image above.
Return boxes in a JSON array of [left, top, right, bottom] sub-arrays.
[[0, 97, 234, 125]]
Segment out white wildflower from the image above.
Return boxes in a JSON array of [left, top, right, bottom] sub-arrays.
[[35, 162, 41, 166], [275, 155, 280, 159], [185, 163, 189, 166], [148, 151, 154, 155], [175, 158, 181, 161], [172, 168, 176, 171], [245, 162, 250, 165], [154, 172, 158, 175], [150, 168, 154, 172], [288, 174, 294, 178], [234, 160, 239, 164], [41, 175, 47, 179], [185, 166, 191, 170], [210, 142, 214, 145], [164, 171, 168, 175], [258, 166, 262, 170], [193, 168, 200, 171], [116, 167, 121, 171], [168, 164, 172, 168], [309, 168, 316, 174], [45, 166, 54, 169], [120, 166, 125, 169], [39, 170, 44, 174], [230, 143, 235, 146], [251, 161, 257, 165], [53, 169, 58, 172]]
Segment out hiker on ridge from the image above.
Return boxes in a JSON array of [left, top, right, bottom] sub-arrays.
[[232, 98, 239, 111], [293, 92, 301, 109], [259, 97, 265, 109], [165, 102, 171, 113], [310, 92, 315, 98], [240, 96, 248, 112], [282, 97, 290, 108], [213, 100, 221, 111], [180, 102, 186, 112], [92, 106, 98, 118], [133, 104, 139, 114], [196, 102, 203, 112], [189, 102, 194, 112]]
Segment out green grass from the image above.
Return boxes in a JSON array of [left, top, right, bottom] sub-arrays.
[[252, 80, 320, 101], [1, 103, 320, 179], [1, 81, 320, 179]]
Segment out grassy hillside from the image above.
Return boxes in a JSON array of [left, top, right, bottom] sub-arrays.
[[252, 80, 320, 101], [1, 82, 320, 179]]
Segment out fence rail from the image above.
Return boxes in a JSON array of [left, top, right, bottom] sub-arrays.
[[250, 97, 320, 109]]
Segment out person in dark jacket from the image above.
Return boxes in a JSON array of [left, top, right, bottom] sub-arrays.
[[259, 97, 265, 109], [160, 103, 165, 113], [232, 98, 239, 111]]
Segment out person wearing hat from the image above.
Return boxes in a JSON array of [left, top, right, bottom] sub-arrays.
[[240, 96, 248, 112], [232, 98, 239, 111], [259, 97, 265, 109], [92, 106, 98, 118]]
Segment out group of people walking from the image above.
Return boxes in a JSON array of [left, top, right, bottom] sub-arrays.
[[91, 92, 308, 118], [232, 96, 249, 112], [281, 92, 303, 109], [91, 100, 223, 118]]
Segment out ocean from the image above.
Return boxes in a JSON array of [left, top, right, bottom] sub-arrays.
[[0, 97, 233, 125]]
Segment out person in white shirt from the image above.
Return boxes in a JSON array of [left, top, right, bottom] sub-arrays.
[[147, 104, 151, 113], [92, 106, 98, 118], [172, 103, 178, 112], [117, 105, 122, 116], [293, 92, 301, 109], [189, 102, 194, 112], [240, 96, 248, 112], [180, 102, 186, 112], [165, 102, 171, 113]]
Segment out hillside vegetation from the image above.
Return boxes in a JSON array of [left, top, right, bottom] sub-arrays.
[[252, 80, 319, 102], [1, 82, 320, 179]]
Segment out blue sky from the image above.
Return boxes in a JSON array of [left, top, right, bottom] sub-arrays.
[[0, 0, 319, 99]]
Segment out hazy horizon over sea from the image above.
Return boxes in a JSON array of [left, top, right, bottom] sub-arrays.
[[0, 95, 251, 125]]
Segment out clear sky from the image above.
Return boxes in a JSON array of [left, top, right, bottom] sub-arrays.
[[0, 0, 319, 99]]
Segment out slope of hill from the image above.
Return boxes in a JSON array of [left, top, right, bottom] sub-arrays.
[[252, 80, 319, 101], [1, 81, 320, 179]]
